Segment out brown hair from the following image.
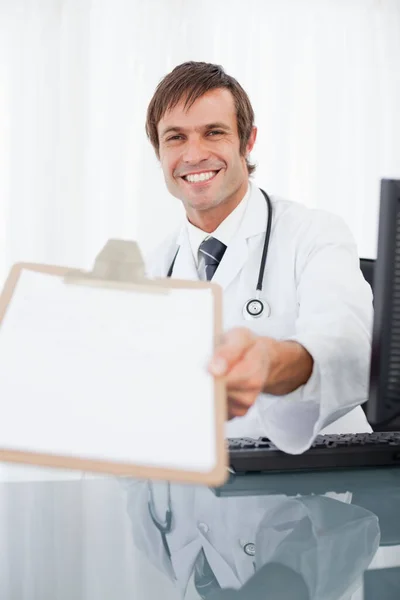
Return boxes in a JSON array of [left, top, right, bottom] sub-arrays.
[[145, 61, 256, 176]]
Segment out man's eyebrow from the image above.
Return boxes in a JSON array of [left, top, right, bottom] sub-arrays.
[[160, 122, 232, 138], [160, 126, 183, 138], [203, 122, 231, 131]]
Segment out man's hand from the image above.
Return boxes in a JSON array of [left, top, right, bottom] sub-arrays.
[[208, 328, 272, 419], [208, 327, 313, 420]]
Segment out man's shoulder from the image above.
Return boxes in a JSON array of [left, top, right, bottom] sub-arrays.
[[270, 194, 353, 243]]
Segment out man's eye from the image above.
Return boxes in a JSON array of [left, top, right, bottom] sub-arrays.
[[167, 135, 183, 141], [208, 130, 224, 136]]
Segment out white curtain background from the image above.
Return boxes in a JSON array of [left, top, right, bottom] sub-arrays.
[[0, 0, 399, 481], [1, 0, 400, 292]]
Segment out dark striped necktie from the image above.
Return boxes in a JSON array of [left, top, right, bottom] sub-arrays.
[[194, 548, 220, 598], [198, 237, 227, 281]]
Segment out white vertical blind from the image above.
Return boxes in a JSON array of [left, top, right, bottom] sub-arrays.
[[1, 0, 400, 289]]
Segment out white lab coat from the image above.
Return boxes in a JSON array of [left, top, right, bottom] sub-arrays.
[[146, 183, 373, 453], [122, 185, 375, 597]]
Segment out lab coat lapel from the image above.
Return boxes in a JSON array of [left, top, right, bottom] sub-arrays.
[[212, 186, 269, 290], [170, 226, 199, 281]]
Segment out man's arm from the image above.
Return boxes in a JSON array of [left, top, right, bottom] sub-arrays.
[[209, 329, 313, 419], [210, 209, 373, 452], [262, 339, 313, 395]]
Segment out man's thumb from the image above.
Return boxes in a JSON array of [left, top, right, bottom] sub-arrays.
[[208, 328, 253, 376]]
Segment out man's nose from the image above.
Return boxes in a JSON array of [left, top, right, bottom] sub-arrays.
[[181, 136, 210, 164]]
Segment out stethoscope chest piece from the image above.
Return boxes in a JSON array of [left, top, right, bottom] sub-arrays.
[[243, 542, 256, 557], [243, 297, 271, 320], [167, 188, 274, 324]]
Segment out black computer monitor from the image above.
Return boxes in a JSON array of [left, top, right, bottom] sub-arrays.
[[367, 179, 400, 427]]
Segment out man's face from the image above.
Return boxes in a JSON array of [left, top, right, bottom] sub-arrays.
[[157, 88, 256, 226]]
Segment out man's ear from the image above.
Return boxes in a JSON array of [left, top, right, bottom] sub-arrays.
[[246, 126, 257, 155]]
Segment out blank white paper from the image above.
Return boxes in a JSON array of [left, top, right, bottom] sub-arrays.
[[0, 270, 217, 473]]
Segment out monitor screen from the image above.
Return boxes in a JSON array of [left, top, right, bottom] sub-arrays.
[[367, 179, 400, 427]]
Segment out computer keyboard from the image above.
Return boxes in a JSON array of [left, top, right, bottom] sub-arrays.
[[227, 432, 400, 473]]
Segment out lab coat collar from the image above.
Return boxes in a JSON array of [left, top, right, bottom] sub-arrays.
[[237, 183, 269, 240], [173, 226, 199, 281], [172, 184, 269, 290], [211, 184, 269, 290]]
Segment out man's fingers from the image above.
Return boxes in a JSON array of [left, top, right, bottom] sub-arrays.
[[225, 358, 263, 391], [225, 343, 269, 390], [227, 395, 253, 419], [228, 405, 248, 420], [209, 328, 255, 376]]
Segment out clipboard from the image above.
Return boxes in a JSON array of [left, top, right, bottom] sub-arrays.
[[0, 240, 228, 486]]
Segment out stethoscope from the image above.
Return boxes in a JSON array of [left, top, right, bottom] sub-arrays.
[[167, 188, 273, 319], [149, 189, 273, 541], [148, 481, 257, 561], [148, 480, 173, 559]]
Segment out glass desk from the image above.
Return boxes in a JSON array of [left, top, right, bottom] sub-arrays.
[[1, 462, 400, 599]]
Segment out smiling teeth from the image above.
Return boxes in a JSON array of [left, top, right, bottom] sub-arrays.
[[184, 171, 217, 183]]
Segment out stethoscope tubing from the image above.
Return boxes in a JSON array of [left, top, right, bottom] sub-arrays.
[[150, 191, 273, 545], [148, 481, 173, 558], [167, 188, 273, 303]]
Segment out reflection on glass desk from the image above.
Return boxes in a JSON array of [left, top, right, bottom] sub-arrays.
[[1, 464, 400, 599]]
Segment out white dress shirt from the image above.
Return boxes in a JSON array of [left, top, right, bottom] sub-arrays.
[[186, 184, 250, 279]]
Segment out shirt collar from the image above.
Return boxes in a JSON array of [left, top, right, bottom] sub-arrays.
[[186, 183, 251, 266]]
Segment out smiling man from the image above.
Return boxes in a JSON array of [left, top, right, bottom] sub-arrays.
[[156, 86, 255, 233], [144, 61, 373, 453]]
